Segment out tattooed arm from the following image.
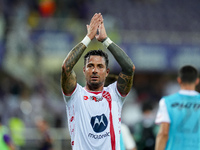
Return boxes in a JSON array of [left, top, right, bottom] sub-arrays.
[[61, 13, 103, 96], [61, 43, 87, 95], [96, 22, 135, 96], [108, 43, 135, 97]]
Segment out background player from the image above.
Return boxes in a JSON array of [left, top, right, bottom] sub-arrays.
[[155, 65, 200, 150]]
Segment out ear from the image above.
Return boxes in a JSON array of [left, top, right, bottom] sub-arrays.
[[106, 68, 110, 77], [195, 78, 199, 86], [83, 66, 86, 74], [177, 77, 181, 84]]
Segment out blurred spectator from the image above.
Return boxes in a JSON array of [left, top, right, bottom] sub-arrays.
[[121, 123, 137, 150], [121, 88, 141, 127], [0, 115, 15, 150], [131, 101, 158, 150], [39, 0, 56, 17], [36, 118, 53, 150], [8, 116, 25, 150], [163, 80, 180, 96], [0, 10, 5, 41]]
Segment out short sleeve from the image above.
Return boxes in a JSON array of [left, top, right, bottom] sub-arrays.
[[62, 83, 80, 105], [155, 98, 171, 124], [107, 81, 126, 104]]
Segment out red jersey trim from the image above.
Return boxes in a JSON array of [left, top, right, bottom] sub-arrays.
[[84, 87, 102, 95], [102, 91, 116, 150]]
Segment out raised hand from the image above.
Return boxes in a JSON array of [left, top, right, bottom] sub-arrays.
[[87, 13, 103, 40], [95, 21, 107, 42]]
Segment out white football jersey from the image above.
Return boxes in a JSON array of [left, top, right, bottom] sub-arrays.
[[63, 81, 126, 150]]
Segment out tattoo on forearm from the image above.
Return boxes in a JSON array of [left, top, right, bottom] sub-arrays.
[[61, 43, 86, 95], [61, 70, 76, 94], [117, 73, 133, 95], [108, 43, 134, 75], [64, 43, 86, 72]]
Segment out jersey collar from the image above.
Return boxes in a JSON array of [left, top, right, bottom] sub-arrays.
[[84, 87, 103, 95], [179, 90, 199, 96]]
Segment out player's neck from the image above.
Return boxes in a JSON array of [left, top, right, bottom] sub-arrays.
[[180, 84, 196, 91], [85, 84, 104, 92]]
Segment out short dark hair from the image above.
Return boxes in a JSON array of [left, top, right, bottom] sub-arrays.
[[178, 65, 199, 83], [142, 101, 153, 113], [84, 50, 109, 68]]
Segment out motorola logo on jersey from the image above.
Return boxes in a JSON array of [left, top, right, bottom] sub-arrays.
[[90, 114, 108, 133]]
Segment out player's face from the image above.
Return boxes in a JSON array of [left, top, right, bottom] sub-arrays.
[[83, 55, 109, 90]]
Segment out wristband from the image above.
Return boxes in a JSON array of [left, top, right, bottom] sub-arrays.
[[81, 35, 91, 47], [101, 37, 108, 43], [102, 37, 113, 48]]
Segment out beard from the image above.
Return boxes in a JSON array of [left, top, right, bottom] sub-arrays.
[[87, 80, 104, 90]]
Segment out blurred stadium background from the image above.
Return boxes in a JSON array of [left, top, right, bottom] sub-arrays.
[[0, 0, 200, 149]]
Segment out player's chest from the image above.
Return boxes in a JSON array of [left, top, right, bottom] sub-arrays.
[[81, 94, 110, 113]]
